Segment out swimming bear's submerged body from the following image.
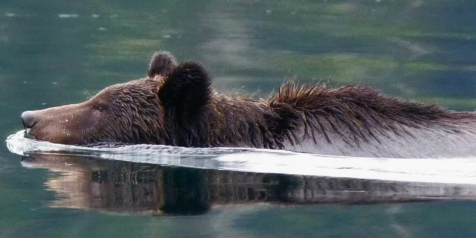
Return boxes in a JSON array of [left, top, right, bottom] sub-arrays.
[[21, 52, 476, 158]]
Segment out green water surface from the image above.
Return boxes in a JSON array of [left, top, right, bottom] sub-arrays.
[[1, 0, 476, 237]]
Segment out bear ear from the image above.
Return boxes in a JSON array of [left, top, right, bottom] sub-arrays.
[[147, 51, 178, 78], [158, 62, 212, 119]]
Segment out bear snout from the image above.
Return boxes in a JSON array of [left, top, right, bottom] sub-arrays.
[[21, 111, 38, 130], [21, 110, 39, 139]]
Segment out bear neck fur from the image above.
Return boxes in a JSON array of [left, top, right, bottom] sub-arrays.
[[161, 83, 476, 149]]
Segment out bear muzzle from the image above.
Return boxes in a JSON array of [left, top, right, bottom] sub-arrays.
[[21, 110, 39, 138]]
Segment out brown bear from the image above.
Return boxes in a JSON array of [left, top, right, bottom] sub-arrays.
[[21, 52, 476, 158]]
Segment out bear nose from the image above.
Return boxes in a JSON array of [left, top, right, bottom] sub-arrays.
[[21, 111, 38, 129]]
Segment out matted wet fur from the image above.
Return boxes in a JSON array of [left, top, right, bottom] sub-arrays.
[[269, 84, 476, 146], [21, 51, 476, 157]]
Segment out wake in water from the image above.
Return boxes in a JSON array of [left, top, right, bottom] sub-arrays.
[[6, 130, 476, 185]]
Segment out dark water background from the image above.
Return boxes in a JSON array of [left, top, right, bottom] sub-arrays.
[[2, 0, 476, 237]]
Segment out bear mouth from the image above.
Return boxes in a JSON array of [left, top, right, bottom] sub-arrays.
[[23, 121, 38, 139]]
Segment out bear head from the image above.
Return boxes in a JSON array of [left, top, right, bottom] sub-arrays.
[[21, 52, 212, 145]]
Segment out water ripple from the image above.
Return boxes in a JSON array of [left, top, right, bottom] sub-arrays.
[[6, 130, 476, 185]]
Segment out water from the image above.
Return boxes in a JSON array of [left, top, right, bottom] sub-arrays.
[[7, 130, 476, 185], [2, 0, 476, 237]]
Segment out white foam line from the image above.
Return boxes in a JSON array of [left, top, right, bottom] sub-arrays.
[[94, 152, 476, 185], [6, 130, 476, 185], [213, 153, 476, 185]]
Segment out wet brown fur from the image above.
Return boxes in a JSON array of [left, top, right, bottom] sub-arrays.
[[166, 83, 476, 149], [23, 52, 476, 151], [268, 84, 476, 147]]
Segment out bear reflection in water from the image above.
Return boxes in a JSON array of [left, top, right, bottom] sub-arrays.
[[22, 154, 476, 215], [20, 51, 476, 158]]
